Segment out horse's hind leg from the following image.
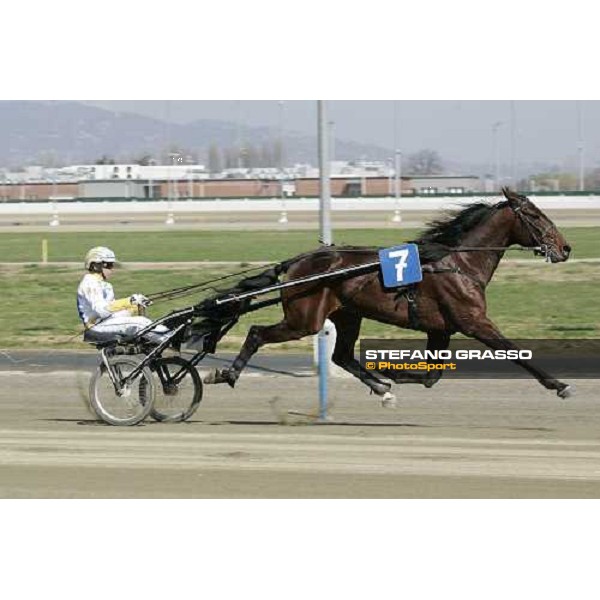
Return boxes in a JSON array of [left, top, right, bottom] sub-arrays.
[[206, 287, 338, 387], [328, 309, 395, 405], [204, 320, 315, 387]]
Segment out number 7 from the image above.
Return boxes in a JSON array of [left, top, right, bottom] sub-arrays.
[[389, 249, 409, 282]]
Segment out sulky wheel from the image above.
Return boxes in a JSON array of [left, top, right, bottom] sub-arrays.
[[150, 356, 203, 423], [89, 356, 155, 426]]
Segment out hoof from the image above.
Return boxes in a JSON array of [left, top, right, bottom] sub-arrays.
[[203, 369, 220, 384], [372, 382, 392, 395], [557, 384, 575, 399], [204, 368, 235, 386], [381, 391, 397, 409]]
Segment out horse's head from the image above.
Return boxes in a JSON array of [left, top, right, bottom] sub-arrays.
[[502, 187, 571, 263]]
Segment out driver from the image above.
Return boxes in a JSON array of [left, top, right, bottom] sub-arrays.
[[76, 246, 169, 344]]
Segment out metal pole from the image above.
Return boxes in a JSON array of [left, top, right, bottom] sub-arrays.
[[278, 100, 288, 224], [510, 101, 516, 189], [392, 149, 402, 222], [392, 101, 402, 222], [166, 153, 175, 225], [577, 101, 585, 192], [318, 101, 332, 245], [492, 121, 502, 192], [236, 100, 244, 170], [317, 100, 332, 422], [329, 120, 335, 164], [165, 101, 175, 225]]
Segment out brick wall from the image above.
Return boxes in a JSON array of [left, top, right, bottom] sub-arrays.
[[0, 182, 80, 201]]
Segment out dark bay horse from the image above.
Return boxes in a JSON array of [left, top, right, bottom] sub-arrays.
[[205, 188, 573, 406]]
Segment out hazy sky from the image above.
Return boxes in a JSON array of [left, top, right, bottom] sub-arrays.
[[84, 100, 600, 168]]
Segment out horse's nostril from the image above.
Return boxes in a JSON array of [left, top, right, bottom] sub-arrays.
[[563, 245, 572, 255]]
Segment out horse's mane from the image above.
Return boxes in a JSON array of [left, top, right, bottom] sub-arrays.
[[410, 200, 509, 263]]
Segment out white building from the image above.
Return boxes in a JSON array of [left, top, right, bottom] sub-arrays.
[[68, 164, 209, 181]]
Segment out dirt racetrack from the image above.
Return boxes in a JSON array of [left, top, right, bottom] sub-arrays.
[[0, 364, 599, 499]]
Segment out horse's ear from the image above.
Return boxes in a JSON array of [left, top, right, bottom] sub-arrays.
[[502, 187, 527, 206]]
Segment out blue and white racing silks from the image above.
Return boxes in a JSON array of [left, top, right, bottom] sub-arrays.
[[76, 273, 170, 342]]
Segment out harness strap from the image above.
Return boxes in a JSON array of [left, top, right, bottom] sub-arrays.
[[405, 286, 420, 330]]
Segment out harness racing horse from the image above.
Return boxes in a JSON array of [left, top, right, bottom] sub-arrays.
[[205, 188, 573, 406]]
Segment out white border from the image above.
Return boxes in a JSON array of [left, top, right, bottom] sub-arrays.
[[2, 0, 597, 99], [1, 2, 597, 598], [2, 501, 599, 599]]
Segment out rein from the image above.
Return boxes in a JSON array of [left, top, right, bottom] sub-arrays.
[[145, 263, 278, 304], [447, 245, 542, 253], [326, 244, 543, 254]]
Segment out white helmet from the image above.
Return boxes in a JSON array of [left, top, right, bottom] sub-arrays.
[[84, 246, 117, 269]]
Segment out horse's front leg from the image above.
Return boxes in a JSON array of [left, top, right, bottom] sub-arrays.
[[328, 309, 395, 406], [460, 317, 574, 398]]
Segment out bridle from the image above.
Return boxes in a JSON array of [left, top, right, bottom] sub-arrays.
[[442, 201, 556, 264], [510, 201, 556, 262], [439, 201, 555, 261]]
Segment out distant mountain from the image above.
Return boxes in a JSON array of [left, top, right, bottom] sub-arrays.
[[0, 101, 393, 169]]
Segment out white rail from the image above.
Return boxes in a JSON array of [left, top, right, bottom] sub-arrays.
[[1, 195, 600, 216]]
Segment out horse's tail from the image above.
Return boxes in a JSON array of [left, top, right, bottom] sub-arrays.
[[209, 258, 294, 301], [237, 246, 343, 291], [274, 257, 295, 277], [275, 246, 342, 275]]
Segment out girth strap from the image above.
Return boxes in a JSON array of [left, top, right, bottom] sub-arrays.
[[406, 286, 420, 330], [392, 285, 421, 330]]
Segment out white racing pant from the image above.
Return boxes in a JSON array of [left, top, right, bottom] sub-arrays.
[[88, 311, 169, 343]]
